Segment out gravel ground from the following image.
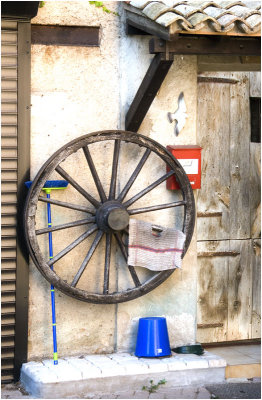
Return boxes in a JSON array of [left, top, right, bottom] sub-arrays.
[[206, 381, 261, 399], [1, 379, 261, 399]]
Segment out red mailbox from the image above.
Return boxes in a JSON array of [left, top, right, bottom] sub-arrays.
[[166, 145, 202, 190]]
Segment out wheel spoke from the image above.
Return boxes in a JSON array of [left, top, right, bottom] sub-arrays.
[[56, 165, 101, 208], [36, 217, 96, 235], [117, 148, 151, 202], [47, 225, 98, 266], [114, 233, 141, 287], [38, 196, 96, 214], [129, 201, 186, 215], [123, 170, 175, 208], [103, 233, 112, 294], [71, 230, 104, 287], [83, 146, 107, 202], [109, 139, 120, 200]]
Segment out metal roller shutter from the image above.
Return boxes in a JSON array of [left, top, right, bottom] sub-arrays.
[[1, 19, 18, 384]]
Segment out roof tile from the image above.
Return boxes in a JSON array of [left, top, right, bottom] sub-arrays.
[[246, 1, 261, 10], [188, 11, 218, 28], [245, 13, 261, 31], [155, 11, 191, 27], [191, 2, 221, 10], [217, 13, 240, 28], [129, 0, 152, 9], [128, 0, 261, 35], [204, 6, 232, 19], [172, 4, 202, 17], [227, 4, 260, 18], [218, 1, 244, 9], [143, 2, 170, 20]]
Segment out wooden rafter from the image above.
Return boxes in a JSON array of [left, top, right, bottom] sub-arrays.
[[125, 53, 173, 132], [150, 36, 261, 57]]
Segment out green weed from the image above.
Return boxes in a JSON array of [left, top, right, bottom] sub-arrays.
[[89, 1, 119, 16], [142, 379, 167, 394]]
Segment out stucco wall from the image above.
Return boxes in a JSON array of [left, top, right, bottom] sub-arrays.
[[28, 1, 198, 360]]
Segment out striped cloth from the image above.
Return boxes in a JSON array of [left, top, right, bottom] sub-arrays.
[[128, 219, 185, 271]]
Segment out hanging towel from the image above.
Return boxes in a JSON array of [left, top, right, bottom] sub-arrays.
[[128, 219, 186, 271]]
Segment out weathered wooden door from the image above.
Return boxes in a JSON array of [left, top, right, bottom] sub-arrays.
[[197, 72, 261, 343]]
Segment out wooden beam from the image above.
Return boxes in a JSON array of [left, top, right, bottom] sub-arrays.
[[197, 77, 239, 84], [31, 25, 100, 47], [125, 53, 173, 132], [198, 55, 261, 72], [126, 17, 170, 41], [174, 30, 261, 38], [126, 23, 150, 36], [150, 36, 261, 56], [125, 4, 171, 42]]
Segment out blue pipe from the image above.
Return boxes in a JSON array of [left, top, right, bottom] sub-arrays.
[[46, 192, 58, 365]]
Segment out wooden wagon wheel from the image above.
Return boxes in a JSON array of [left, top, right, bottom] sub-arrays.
[[24, 130, 195, 304]]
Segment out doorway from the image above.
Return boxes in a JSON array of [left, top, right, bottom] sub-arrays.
[[196, 72, 261, 343]]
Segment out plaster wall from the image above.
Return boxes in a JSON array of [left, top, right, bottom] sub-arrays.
[[28, 1, 198, 361]]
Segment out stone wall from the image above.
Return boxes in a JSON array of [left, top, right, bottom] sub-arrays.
[[28, 1, 198, 360]]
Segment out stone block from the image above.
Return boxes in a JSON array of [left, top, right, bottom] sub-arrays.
[[202, 351, 227, 368], [21, 364, 58, 384], [140, 358, 169, 373], [113, 359, 150, 375], [174, 353, 209, 369], [84, 355, 126, 377], [22, 361, 43, 370], [64, 357, 102, 379], [160, 356, 187, 371], [42, 359, 82, 381], [107, 353, 135, 363]]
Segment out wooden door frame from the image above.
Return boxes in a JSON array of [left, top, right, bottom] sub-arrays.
[[13, 20, 31, 382]]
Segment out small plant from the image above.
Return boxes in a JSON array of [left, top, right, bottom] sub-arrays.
[[89, 1, 119, 16], [142, 379, 167, 394], [39, 1, 119, 15]]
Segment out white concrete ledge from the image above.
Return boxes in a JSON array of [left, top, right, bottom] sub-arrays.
[[21, 351, 226, 398]]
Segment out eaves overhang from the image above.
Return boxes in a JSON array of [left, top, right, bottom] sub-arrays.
[[125, 1, 261, 40]]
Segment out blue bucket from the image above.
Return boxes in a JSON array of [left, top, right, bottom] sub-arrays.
[[135, 317, 171, 357]]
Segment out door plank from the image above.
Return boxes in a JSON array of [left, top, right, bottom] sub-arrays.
[[229, 73, 251, 239], [197, 240, 229, 343], [249, 72, 261, 97], [251, 239, 261, 338], [250, 143, 261, 239], [227, 239, 252, 341], [249, 71, 261, 239], [197, 73, 231, 241]]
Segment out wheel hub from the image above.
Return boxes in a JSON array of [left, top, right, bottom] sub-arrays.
[[96, 201, 129, 232]]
